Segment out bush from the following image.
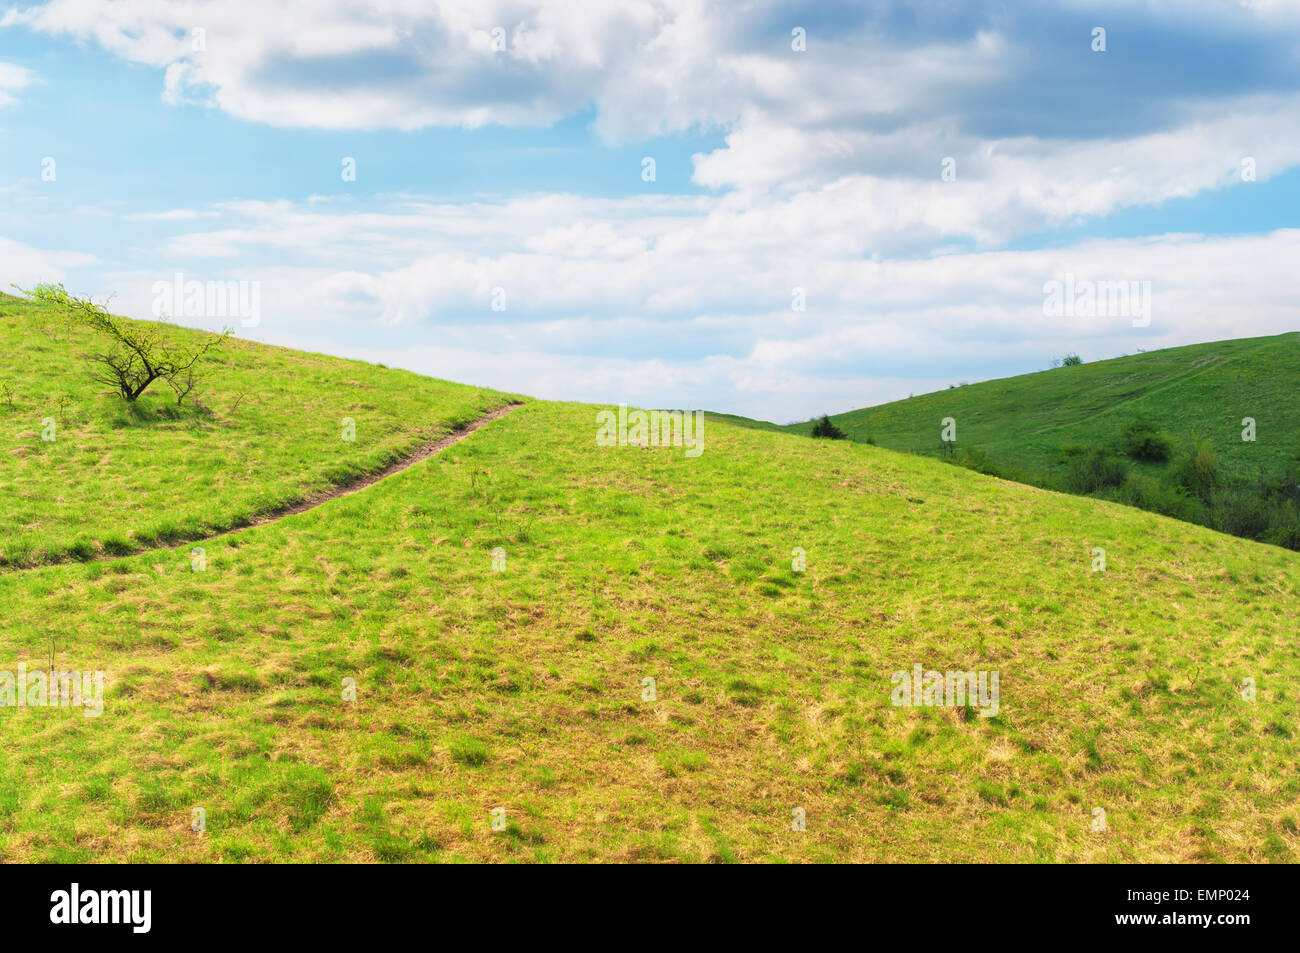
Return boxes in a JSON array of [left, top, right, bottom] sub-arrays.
[[810, 414, 846, 440], [1169, 439, 1220, 502], [955, 446, 993, 474], [14, 282, 230, 404], [1061, 354, 1083, 366], [1063, 447, 1128, 494], [1210, 486, 1272, 540], [1121, 415, 1173, 463], [1113, 473, 1202, 523], [1266, 498, 1300, 550], [1282, 448, 1300, 498]]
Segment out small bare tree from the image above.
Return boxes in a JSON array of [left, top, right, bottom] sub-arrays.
[[15, 283, 230, 403], [168, 366, 199, 406]]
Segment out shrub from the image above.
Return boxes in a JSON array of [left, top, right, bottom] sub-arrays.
[[1121, 415, 1173, 463], [810, 414, 846, 440], [1210, 486, 1272, 540], [1282, 448, 1300, 498], [1169, 439, 1220, 502], [1063, 447, 1128, 494], [1061, 354, 1083, 366], [955, 446, 990, 473], [1266, 498, 1300, 550], [14, 282, 230, 404], [1113, 473, 1202, 523]]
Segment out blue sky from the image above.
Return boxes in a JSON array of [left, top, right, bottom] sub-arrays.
[[2, 0, 1299, 421]]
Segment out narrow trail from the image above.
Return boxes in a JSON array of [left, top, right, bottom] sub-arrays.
[[231, 401, 521, 528], [2, 401, 522, 573]]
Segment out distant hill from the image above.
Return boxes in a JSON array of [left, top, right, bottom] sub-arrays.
[[780, 334, 1300, 481], [703, 411, 787, 433]]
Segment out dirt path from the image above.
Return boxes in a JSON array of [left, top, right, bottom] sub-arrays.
[[4, 401, 522, 571], [235, 401, 522, 528]]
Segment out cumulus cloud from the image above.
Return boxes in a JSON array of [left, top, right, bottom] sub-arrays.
[[7, 1, 1300, 219]]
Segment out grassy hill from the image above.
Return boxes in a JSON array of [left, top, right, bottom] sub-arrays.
[[775, 335, 1300, 551], [1, 304, 1298, 860], [783, 334, 1300, 481], [0, 292, 518, 567]]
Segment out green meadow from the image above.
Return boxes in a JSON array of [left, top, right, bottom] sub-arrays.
[[0, 291, 1294, 863], [1, 298, 1297, 862]]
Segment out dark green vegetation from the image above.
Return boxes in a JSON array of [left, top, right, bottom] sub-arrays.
[[779, 335, 1300, 550], [810, 415, 847, 440]]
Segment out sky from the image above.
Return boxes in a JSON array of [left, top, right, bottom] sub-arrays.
[[1, 0, 1299, 423]]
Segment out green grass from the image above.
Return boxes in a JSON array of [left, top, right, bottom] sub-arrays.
[[0, 293, 518, 566], [1, 396, 1296, 862], [781, 333, 1300, 481]]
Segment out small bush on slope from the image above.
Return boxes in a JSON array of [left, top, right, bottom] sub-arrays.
[[1121, 415, 1173, 463], [810, 414, 847, 439], [15, 283, 231, 404], [1063, 447, 1128, 494], [1170, 439, 1221, 502]]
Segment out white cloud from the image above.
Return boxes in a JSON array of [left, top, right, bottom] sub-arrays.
[[233, 213, 1298, 423], [85, 189, 1300, 419], [125, 208, 218, 222], [0, 60, 34, 107], [8, 0, 1300, 225], [0, 235, 99, 288]]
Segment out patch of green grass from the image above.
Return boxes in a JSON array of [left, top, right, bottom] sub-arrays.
[[448, 735, 491, 767]]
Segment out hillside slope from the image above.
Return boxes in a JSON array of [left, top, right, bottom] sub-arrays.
[[784, 334, 1300, 480], [0, 292, 517, 567], [0, 398, 1296, 862]]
